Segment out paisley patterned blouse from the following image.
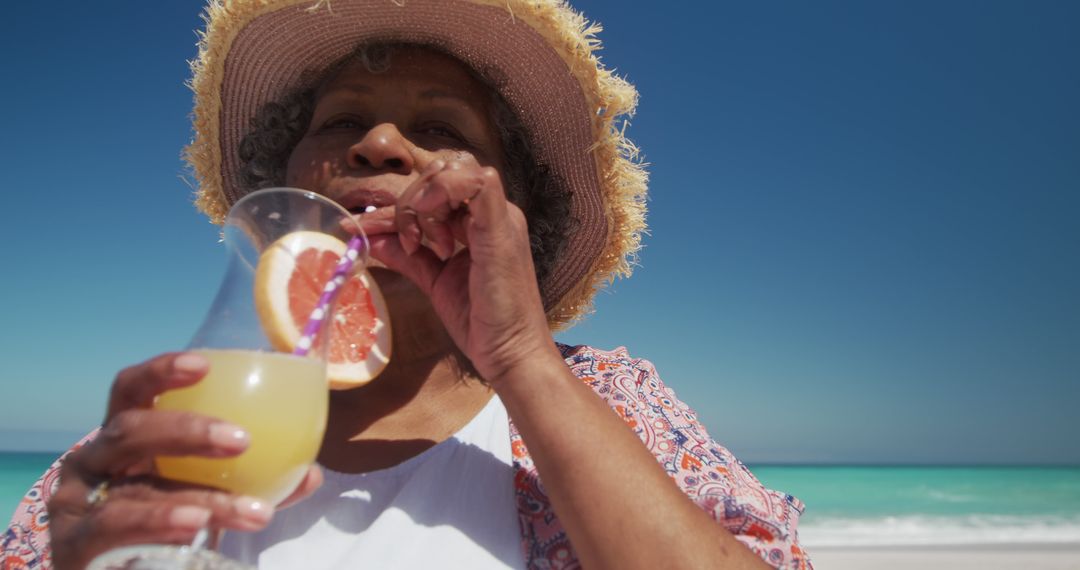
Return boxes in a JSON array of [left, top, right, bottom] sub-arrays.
[[3, 344, 812, 569]]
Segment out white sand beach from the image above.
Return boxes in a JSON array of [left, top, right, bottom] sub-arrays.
[[808, 544, 1080, 569]]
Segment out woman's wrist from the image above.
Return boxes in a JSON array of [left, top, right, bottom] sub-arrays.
[[482, 337, 567, 394]]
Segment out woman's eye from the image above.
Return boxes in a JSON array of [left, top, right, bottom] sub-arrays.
[[322, 116, 366, 130], [419, 123, 464, 141]]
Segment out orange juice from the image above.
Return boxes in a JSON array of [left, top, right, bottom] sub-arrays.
[[155, 349, 328, 504]]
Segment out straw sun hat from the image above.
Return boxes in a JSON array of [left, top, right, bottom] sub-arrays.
[[186, 0, 647, 329]]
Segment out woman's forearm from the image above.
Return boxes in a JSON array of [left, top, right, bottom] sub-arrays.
[[491, 347, 770, 569]]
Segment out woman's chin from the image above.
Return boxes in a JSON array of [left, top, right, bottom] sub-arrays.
[[369, 267, 441, 327], [368, 266, 410, 294]]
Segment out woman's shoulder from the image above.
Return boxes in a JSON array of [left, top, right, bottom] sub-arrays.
[[557, 341, 646, 364], [554, 342, 714, 458], [557, 342, 660, 380], [556, 342, 676, 408], [553, 342, 810, 568]]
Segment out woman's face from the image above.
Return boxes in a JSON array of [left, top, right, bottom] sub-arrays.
[[285, 47, 506, 213], [285, 47, 507, 351]]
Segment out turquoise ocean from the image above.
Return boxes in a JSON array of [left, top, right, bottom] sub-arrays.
[[3, 452, 58, 528], [3, 453, 1079, 547], [754, 465, 1080, 547]]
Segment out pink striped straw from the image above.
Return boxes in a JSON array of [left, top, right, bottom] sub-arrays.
[[292, 234, 366, 356]]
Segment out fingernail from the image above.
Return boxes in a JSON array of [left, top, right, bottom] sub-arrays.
[[235, 496, 271, 524], [170, 505, 211, 530], [173, 353, 208, 378], [209, 423, 249, 450]]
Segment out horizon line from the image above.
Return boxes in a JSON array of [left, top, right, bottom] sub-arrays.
[[2, 448, 1078, 469]]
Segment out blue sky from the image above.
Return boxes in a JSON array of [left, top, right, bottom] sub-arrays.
[[1, 0, 1077, 464]]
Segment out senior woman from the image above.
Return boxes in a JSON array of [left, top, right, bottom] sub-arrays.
[[2, 1, 810, 569]]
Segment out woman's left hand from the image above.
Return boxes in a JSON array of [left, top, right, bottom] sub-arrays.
[[358, 159, 558, 382], [357, 162, 774, 570]]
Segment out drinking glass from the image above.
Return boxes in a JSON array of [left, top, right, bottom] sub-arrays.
[[88, 187, 365, 569]]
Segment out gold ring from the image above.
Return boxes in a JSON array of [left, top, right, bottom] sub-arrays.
[[85, 480, 110, 508]]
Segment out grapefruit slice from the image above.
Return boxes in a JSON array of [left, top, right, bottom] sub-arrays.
[[254, 231, 391, 388]]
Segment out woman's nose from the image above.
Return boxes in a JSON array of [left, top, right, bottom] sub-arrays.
[[347, 123, 415, 174]]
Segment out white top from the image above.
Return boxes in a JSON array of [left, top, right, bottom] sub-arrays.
[[221, 395, 525, 569]]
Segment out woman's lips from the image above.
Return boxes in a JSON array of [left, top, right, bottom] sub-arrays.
[[331, 187, 398, 214]]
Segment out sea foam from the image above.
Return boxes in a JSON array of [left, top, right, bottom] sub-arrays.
[[800, 514, 1080, 547]]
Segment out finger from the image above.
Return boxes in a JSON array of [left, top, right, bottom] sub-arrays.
[[422, 165, 511, 252], [66, 491, 271, 564], [51, 501, 211, 570], [396, 205, 424, 255], [337, 209, 364, 237], [396, 160, 446, 254], [438, 161, 490, 208], [48, 483, 273, 569], [412, 188, 457, 261], [143, 486, 272, 532], [351, 206, 397, 236], [414, 164, 502, 251], [107, 352, 209, 421], [460, 166, 509, 236], [55, 475, 273, 531], [277, 465, 324, 510], [70, 410, 248, 478], [86, 500, 211, 543]]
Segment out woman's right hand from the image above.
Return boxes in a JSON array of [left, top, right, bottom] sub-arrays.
[[45, 352, 316, 570]]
